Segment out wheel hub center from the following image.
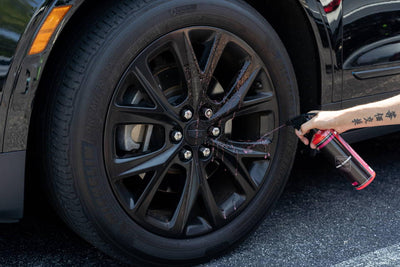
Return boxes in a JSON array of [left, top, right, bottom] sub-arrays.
[[185, 121, 209, 146]]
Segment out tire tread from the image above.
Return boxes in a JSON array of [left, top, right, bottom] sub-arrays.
[[43, 0, 152, 264]]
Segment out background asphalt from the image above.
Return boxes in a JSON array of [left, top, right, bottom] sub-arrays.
[[0, 132, 399, 266]]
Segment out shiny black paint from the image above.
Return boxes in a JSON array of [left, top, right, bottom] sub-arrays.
[[0, 0, 43, 152], [298, 0, 340, 105], [342, 0, 400, 101], [0, 0, 84, 152], [0, 0, 36, 92], [0, 0, 83, 220], [309, 0, 344, 103]]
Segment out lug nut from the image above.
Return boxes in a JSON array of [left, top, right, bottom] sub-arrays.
[[211, 127, 221, 137], [181, 149, 193, 161], [182, 109, 193, 120], [199, 147, 211, 158], [171, 131, 183, 142], [203, 108, 213, 119]]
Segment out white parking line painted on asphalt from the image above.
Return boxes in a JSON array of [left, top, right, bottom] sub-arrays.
[[334, 243, 400, 267]]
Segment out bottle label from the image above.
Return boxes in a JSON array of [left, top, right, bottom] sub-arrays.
[[335, 155, 352, 170]]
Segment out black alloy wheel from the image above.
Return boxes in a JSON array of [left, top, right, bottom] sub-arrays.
[[38, 0, 299, 265], [104, 27, 280, 238]]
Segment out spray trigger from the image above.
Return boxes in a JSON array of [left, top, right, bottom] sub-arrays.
[[286, 113, 317, 130]]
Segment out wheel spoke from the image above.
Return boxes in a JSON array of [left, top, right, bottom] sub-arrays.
[[132, 160, 175, 218], [210, 139, 268, 159], [169, 160, 201, 235], [212, 62, 261, 120], [199, 165, 225, 226], [132, 55, 181, 119], [109, 104, 173, 126], [222, 157, 257, 196], [110, 145, 179, 181], [170, 31, 203, 109], [202, 32, 230, 86], [235, 92, 275, 117]]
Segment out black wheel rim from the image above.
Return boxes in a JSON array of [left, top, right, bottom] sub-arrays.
[[104, 27, 280, 238]]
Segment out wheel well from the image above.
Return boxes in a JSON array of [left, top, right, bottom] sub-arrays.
[[246, 0, 321, 113]]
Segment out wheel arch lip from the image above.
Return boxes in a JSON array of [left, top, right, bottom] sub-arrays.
[[246, 0, 339, 112], [295, 0, 341, 107], [1, 0, 86, 153]]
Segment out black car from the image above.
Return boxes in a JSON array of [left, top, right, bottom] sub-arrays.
[[1, 0, 400, 264]]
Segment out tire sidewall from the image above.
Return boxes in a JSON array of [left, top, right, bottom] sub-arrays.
[[68, 0, 299, 262]]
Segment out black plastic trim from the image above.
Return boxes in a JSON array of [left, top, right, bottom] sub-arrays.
[[0, 150, 25, 223], [352, 66, 400, 80]]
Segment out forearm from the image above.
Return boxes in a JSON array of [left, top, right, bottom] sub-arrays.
[[335, 94, 400, 132], [296, 94, 400, 148]]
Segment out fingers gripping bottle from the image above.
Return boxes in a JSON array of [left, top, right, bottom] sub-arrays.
[[288, 114, 376, 190]]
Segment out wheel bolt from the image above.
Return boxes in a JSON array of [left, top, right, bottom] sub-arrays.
[[171, 131, 183, 142], [181, 149, 193, 161], [182, 109, 193, 120], [203, 108, 213, 119], [211, 127, 221, 137], [199, 147, 211, 158]]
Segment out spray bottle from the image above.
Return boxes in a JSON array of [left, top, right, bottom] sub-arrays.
[[287, 114, 376, 190]]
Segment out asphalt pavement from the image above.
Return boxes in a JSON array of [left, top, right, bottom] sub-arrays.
[[1, 132, 400, 266]]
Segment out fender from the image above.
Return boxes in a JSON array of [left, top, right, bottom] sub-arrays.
[[1, 0, 85, 152], [298, 0, 343, 105], [0, 0, 84, 221]]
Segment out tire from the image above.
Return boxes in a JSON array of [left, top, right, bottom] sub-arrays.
[[40, 0, 299, 265]]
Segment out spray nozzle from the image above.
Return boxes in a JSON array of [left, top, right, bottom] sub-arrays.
[[286, 113, 317, 130]]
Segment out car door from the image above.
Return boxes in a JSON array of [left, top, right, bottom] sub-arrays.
[[342, 0, 400, 103]]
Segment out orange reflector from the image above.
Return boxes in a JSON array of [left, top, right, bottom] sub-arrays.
[[28, 5, 72, 55]]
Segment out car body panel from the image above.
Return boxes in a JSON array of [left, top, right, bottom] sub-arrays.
[[0, 0, 83, 220], [0, 0, 44, 152], [342, 0, 400, 101], [0, 0, 84, 153], [307, 0, 343, 103]]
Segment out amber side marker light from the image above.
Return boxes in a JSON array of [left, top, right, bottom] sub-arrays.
[[28, 5, 72, 55]]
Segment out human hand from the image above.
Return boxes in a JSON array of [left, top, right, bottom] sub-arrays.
[[295, 110, 346, 149]]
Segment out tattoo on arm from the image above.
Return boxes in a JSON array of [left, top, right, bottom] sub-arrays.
[[352, 118, 363, 125], [375, 113, 384, 121], [364, 116, 373, 124], [386, 110, 397, 120], [352, 110, 397, 126]]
